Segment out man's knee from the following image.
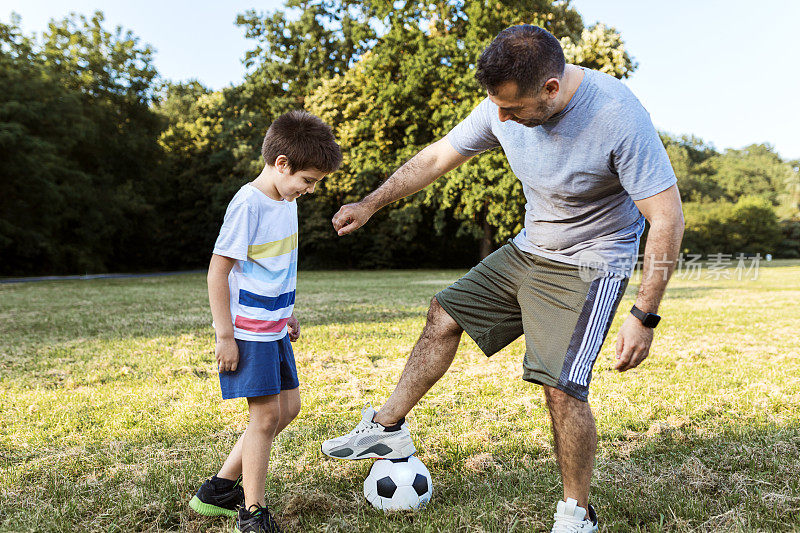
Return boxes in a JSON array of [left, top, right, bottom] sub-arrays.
[[544, 386, 589, 414], [427, 296, 462, 337]]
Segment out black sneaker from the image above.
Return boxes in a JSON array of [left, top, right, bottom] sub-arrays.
[[235, 504, 281, 533], [188, 476, 244, 518]]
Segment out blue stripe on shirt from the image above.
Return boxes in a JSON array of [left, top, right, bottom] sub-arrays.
[[242, 260, 296, 283], [239, 289, 296, 310]]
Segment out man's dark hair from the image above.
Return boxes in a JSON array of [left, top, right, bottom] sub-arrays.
[[261, 110, 342, 173], [476, 25, 566, 96]]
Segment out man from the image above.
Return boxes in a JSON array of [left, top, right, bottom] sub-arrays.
[[323, 25, 684, 532]]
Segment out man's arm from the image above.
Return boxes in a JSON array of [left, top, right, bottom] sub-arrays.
[[614, 184, 685, 371], [332, 138, 471, 236]]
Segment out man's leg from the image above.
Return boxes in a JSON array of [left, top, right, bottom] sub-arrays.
[[373, 296, 463, 426], [544, 385, 596, 510], [323, 244, 527, 460]]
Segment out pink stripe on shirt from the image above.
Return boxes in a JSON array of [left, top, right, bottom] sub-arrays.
[[234, 316, 290, 333]]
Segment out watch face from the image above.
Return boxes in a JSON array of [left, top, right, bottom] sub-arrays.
[[643, 314, 661, 328]]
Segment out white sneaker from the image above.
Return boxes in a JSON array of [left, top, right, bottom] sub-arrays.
[[321, 405, 417, 460], [551, 498, 599, 533]]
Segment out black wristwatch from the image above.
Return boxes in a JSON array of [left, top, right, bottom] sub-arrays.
[[630, 305, 661, 328]]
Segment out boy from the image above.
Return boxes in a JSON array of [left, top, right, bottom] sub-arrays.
[[189, 110, 342, 533]]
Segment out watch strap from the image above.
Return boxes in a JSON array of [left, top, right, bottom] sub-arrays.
[[630, 305, 661, 328]]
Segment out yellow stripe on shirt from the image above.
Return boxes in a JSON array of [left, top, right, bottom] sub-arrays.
[[248, 232, 298, 259]]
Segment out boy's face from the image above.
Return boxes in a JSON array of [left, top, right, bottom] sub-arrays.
[[274, 157, 327, 201]]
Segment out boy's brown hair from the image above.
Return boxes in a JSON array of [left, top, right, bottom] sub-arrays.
[[261, 110, 342, 173]]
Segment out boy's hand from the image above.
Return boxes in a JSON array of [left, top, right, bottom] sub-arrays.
[[287, 315, 300, 342], [216, 337, 239, 373]]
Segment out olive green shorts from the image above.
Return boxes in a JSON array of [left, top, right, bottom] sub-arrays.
[[435, 242, 629, 401]]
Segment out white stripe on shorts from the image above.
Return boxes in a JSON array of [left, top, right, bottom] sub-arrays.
[[567, 274, 622, 386]]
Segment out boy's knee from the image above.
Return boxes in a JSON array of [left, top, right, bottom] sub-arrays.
[[249, 409, 281, 435], [288, 398, 301, 421], [284, 404, 301, 425]]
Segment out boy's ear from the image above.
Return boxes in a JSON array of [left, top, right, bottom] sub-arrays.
[[274, 154, 291, 173]]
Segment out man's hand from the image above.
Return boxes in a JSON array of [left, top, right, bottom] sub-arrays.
[[332, 201, 375, 236], [216, 337, 239, 373], [614, 314, 654, 371], [287, 315, 300, 342]]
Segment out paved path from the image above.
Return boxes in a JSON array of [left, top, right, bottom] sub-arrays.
[[0, 270, 205, 284]]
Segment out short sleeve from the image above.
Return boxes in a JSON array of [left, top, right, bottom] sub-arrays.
[[446, 98, 501, 156], [612, 105, 677, 201], [213, 195, 254, 261]]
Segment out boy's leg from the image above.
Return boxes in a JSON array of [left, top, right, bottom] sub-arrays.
[[217, 431, 246, 481], [277, 386, 301, 434], [216, 387, 300, 481], [242, 394, 282, 508]]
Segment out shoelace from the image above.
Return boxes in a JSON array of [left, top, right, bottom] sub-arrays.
[[551, 512, 590, 533], [246, 504, 281, 533], [262, 510, 281, 533], [352, 420, 380, 434]]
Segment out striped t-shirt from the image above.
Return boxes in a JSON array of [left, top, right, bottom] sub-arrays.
[[213, 184, 297, 342]]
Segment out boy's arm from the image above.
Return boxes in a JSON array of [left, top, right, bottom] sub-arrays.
[[287, 314, 300, 342], [332, 138, 471, 236], [208, 254, 239, 372]]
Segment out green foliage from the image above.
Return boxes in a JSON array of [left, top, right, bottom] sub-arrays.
[[0, 12, 164, 275], [702, 144, 793, 204], [662, 134, 797, 210], [560, 23, 637, 77], [779, 219, 800, 259], [306, 0, 635, 261], [154, 81, 277, 269], [3, 2, 798, 275], [235, 0, 376, 116], [682, 196, 783, 256], [660, 134, 798, 256]]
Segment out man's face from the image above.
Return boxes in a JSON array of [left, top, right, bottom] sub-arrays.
[[488, 80, 559, 128]]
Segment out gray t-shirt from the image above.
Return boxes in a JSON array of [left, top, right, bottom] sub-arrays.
[[446, 68, 677, 277]]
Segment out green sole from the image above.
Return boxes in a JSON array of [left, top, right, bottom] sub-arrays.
[[188, 495, 237, 518]]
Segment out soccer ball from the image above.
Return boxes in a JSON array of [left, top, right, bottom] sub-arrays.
[[363, 455, 433, 511]]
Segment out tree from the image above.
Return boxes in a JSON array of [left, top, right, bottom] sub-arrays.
[[560, 23, 636, 78], [0, 16, 87, 274], [700, 144, 793, 205], [0, 12, 165, 275], [660, 133, 723, 203], [681, 196, 782, 256], [235, 0, 377, 117], [778, 160, 800, 218], [307, 0, 636, 261], [41, 11, 163, 272]]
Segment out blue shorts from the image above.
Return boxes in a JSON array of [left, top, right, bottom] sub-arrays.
[[219, 335, 299, 400]]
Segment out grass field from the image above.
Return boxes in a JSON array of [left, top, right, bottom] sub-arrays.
[[2, 262, 800, 532]]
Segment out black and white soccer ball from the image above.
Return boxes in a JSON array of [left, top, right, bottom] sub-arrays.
[[363, 455, 433, 511]]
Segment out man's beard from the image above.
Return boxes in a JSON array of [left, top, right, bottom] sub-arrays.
[[516, 103, 557, 128], [518, 118, 545, 127]]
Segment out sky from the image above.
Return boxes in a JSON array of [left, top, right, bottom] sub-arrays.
[[2, 0, 798, 160]]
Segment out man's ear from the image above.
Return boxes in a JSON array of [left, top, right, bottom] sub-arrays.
[[543, 77, 560, 98]]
